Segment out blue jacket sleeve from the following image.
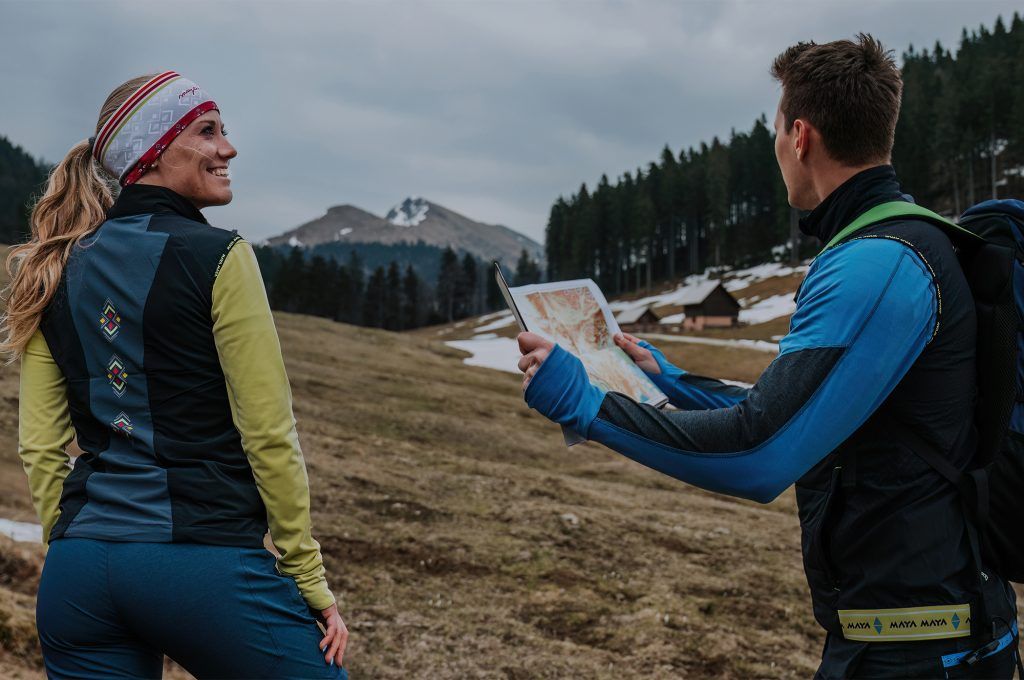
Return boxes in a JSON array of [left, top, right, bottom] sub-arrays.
[[524, 238, 938, 503], [636, 340, 750, 410]]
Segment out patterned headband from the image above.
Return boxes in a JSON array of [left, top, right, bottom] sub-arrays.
[[92, 71, 218, 187]]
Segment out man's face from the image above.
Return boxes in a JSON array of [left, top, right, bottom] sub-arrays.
[[773, 102, 813, 210]]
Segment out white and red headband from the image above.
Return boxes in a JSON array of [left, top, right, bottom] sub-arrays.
[[91, 71, 218, 187]]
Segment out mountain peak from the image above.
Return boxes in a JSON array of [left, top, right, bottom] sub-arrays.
[[386, 196, 429, 227], [266, 196, 544, 267]]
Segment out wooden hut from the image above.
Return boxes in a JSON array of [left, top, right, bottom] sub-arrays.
[[615, 305, 662, 333], [657, 281, 740, 332]]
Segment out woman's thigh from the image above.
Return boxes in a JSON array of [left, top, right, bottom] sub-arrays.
[[107, 541, 347, 679], [37, 538, 163, 679]]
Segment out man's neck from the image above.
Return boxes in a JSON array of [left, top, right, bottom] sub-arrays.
[[809, 161, 888, 209]]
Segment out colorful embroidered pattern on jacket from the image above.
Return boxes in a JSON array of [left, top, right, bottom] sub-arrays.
[[100, 299, 121, 341], [111, 412, 134, 435], [107, 355, 128, 397]]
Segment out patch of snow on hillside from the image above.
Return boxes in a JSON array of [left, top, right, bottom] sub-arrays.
[[288, 236, 303, 248], [724, 262, 808, 292], [337, 228, 353, 238], [642, 333, 780, 354], [608, 276, 722, 317], [738, 294, 796, 325], [606, 261, 808, 323], [446, 337, 521, 373], [387, 197, 430, 227], [659, 312, 686, 325], [0, 518, 42, 543], [475, 314, 516, 333]]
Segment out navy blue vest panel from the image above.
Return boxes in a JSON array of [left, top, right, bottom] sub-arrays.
[[794, 167, 1014, 651], [795, 217, 981, 631], [39, 185, 266, 547]]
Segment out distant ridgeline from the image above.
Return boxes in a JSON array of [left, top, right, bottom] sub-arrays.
[[256, 197, 544, 330], [546, 12, 1024, 296], [0, 131, 544, 330], [253, 241, 541, 331], [0, 135, 48, 244]]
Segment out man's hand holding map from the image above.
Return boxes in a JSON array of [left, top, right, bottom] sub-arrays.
[[495, 264, 669, 433]]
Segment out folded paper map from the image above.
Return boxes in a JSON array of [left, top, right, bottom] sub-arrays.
[[496, 264, 669, 444]]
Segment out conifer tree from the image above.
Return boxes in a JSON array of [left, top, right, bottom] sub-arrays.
[[457, 252, 478, 318], [305, 255, 332, 317], [0, 135, 48, 244], [346, 250, 365, 325], [402, 264, 421, 329], [271, 247, 306, 312], [486, 261, 506, 310], [332, 262, 354, 324], [363, 265, 386, 328], [384, 261, 403, 330], [514, 249, 540, 285], [436, 246, 460, 322]]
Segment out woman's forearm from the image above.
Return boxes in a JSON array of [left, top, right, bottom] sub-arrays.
[[18, 330, 74, 546], [211, 239, 336, 612]]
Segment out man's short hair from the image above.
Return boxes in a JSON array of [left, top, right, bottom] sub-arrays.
[[770, 33, 902, 166]]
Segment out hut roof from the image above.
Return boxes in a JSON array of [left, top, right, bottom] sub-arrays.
[[615, 305, 660, 324], [668, 280, 723, 307]]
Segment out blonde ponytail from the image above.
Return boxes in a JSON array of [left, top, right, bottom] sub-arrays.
[[1, 74, 157, 361]]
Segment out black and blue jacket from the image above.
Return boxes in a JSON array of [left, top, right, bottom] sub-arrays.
[[18, 184, 337, 612], [524, 166, 1015, 663]]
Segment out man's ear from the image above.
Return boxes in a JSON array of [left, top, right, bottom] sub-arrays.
[[792, 118, 808, 161]]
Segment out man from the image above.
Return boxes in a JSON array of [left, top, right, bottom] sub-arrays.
[[517, 34, 1019, 678]]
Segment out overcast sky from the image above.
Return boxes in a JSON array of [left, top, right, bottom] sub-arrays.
[[1, 1, 1018, 244]]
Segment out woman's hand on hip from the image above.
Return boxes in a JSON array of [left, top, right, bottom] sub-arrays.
[[517, 332, 554, 390], [318, 603, 349, 669]]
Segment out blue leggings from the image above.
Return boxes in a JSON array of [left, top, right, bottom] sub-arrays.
[[36, 537, 348, 679]]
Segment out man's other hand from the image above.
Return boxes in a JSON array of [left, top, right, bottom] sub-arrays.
[[517, 332, 554, 390], [613, 332, 661, 374]]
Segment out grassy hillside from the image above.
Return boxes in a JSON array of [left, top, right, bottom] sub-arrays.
[[1, 309, 820, 678], [4, 257, 1019, 677]]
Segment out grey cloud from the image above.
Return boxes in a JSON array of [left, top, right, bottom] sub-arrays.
[[2, 0, 1020, 244]]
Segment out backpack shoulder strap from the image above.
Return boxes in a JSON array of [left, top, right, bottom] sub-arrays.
[[820, 201, 984, 255]]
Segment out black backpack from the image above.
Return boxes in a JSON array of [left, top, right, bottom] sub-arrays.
[[826, 199, 1024, 586]]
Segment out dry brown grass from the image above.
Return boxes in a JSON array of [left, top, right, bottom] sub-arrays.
[[729, 272, 805, 303], [653, 342, 774, 385], [1, 310, 821, 678], [4, 305, 1024, 677]]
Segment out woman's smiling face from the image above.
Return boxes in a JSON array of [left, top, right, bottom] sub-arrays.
[[134, 109, 237, 208]]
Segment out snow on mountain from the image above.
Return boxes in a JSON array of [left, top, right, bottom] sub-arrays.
[[386, 197, 430, 227], [266, 198, 544, 268]]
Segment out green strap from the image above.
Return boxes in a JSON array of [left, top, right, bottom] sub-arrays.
[[820, 201, 982, 255]]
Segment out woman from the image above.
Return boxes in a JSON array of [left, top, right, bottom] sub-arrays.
[[3, 72, 349, 679]]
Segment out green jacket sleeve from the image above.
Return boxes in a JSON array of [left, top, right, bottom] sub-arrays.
[[210, 239, 337, 612], [18, 329, 74, 547]]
